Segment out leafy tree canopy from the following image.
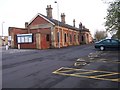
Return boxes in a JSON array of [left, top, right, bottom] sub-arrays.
[[105, 0, 120, 39]]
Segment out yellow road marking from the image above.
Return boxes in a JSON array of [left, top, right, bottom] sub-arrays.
[[73, 71, 99, 75], [53, 67, 80, 73], [60, 67, 80, 70], [70, 74, 120, 82], [86, 69, 118, 74], [53, 67, 120, 82], [54, 67, 119, 74], [53, 72, 120, 82], [94, 73, 119, 78], [55, 67, 64, 72]]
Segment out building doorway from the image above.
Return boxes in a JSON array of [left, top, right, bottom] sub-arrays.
[[36, 33, 41, 49]]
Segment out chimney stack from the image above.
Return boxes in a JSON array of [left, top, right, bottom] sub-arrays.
[[25, 22, 28, 28], [73, 19, 75, 27], [79, 22, 82, 30], [61, 13, 66, 23], [46, 5, 53, 18], [25, 22, 30, 33]]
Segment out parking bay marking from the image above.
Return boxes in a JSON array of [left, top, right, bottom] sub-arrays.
[[52, 67, 120, 82]]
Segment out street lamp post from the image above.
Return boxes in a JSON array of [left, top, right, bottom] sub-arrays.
[[54, 1, 60, 48], [1, 22, 5, 46], [2, 22, 5, 38]]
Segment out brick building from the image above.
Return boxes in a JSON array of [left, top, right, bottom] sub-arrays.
[[9, 5, 93, 49]]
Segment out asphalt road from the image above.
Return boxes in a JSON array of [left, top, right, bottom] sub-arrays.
[[2, 44, 120, 88]]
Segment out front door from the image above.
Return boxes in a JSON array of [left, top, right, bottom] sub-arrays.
[[41, 34, 47, 49], [36, 33, 41, 49]]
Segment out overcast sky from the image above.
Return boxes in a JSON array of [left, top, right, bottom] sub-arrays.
[[0, 0, 112, 37]]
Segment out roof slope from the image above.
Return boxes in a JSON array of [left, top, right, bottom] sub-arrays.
[[28, 13, 90, 32]]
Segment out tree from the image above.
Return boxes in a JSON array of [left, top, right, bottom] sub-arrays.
[[94, 30, 107, 41], [105, 0, 120, 39], [111, 34, 117, 39]]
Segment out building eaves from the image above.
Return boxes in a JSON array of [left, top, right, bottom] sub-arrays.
[[80, 29, 90, 32], [9, 27, 26, 30], [40, 14, 80, 31]]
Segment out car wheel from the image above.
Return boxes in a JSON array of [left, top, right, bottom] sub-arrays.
[[100, 46, 104, 51]]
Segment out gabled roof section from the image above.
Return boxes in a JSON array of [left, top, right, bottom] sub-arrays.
[[28, 13, 55, 25], [28, 13, 80, 31]]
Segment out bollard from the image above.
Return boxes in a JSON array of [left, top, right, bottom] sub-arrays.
[[18, 44, 20, 49], [5, 45, 9, 50]]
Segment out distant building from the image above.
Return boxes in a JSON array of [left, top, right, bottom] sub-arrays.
[[0, 36, 8, 46], [9, 5, 93, 49]]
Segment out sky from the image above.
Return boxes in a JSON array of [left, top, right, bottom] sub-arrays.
[[0, 0, 112, 37]]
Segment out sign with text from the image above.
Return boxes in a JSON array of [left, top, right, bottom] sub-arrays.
[[17, 33, 33, 43]]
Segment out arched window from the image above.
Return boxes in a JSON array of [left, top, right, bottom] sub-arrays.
[[64, 33, 67, 42], [81, 35, 84, 42], [74, 35, 76, 42], [57, 32, 60, 42]]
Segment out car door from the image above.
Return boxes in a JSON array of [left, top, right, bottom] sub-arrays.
[[111, 39, 119, 48], [102, 39, 112, 48]]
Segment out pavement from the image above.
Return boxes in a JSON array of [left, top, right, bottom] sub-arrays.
[[1, 46, 36, 54]]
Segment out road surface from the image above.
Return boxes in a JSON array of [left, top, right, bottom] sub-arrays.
[[2, 44, 119, 88]]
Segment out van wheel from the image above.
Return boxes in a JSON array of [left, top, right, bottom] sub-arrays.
[[100, 46, 104, 51]]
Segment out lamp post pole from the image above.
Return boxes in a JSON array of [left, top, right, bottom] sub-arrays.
[[2, 22, 5, 38], [54, 1, 60, 48]]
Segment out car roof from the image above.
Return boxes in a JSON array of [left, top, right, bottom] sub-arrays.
[[97, 38, 119, 43], [101, 38, 119, 41]]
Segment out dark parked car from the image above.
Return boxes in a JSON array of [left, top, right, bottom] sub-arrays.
[[94, 39, 120, 50]]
